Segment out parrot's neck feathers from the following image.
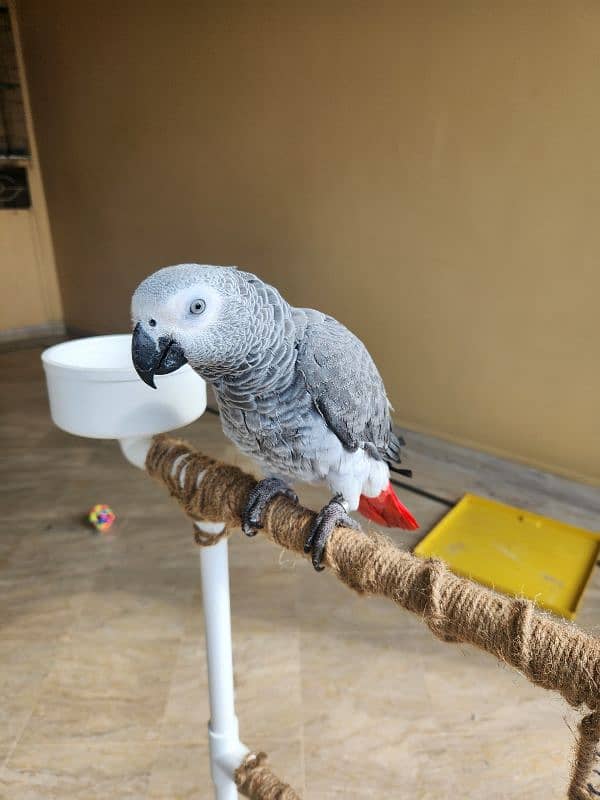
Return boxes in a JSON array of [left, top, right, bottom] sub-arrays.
[[204, 285, 299, 404]]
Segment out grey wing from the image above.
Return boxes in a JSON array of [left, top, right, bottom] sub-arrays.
[[294, 309, 405, 464]]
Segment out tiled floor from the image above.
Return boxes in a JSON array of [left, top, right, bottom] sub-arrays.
[[1, 346, 599, 799]]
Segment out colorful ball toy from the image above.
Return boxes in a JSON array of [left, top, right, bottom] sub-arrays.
[[88, 504, 116, 533]]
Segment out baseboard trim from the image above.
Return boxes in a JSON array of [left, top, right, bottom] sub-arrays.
[[0, 321, 66, 349]]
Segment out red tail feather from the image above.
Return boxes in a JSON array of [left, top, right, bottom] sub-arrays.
[[358, 482, 419, 530]]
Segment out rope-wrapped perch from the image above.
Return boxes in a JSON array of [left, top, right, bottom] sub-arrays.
[[147, 434, 600, 799], [235, 752, 301, 800]]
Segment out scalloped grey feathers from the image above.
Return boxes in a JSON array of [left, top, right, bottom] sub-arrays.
[[133, 264, 404, 483]]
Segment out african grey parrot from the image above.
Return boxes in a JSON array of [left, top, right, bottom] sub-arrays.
[[131, 264, 418, 569]]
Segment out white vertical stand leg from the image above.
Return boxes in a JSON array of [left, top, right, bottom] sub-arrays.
[[118, 439, 249, 798], [196, 521, 249, 800]]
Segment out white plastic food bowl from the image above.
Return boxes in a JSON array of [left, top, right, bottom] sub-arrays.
[[42, 334, 206, 439]]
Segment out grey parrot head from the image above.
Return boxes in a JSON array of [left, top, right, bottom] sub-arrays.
[[131, 264, 279, 387]]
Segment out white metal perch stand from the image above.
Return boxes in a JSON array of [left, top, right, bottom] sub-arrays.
[[42, 334, 248, 800]]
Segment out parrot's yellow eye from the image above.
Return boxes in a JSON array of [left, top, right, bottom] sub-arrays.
[[190, 299, 206, 315]]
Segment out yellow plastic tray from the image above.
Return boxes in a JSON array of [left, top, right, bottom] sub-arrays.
[[414, 494, 599, 619]]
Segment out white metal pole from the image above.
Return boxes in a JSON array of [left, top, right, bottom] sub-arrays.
[[119, 438, 248, 799], [196, 521, 248, 799]]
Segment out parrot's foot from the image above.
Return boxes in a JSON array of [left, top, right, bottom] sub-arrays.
[[242, 478, 298, 537], [304, 494, 361, 571]]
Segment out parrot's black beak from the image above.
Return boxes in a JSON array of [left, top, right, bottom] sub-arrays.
[[131, 322, 187, 389]]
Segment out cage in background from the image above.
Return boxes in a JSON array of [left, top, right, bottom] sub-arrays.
[[0, 5, 29, 158]]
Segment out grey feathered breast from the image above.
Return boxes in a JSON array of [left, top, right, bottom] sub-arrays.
[[213, 282, 404, 477]]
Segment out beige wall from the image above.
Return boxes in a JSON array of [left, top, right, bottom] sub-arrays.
[[17, 1, 600, 484]]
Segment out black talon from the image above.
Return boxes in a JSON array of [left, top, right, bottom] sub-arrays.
[[242, 478, 298, 536], [304, 494, 361, 571]]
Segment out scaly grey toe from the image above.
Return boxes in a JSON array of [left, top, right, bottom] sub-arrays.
[[304, 494, 362, 571], [242, 477, 298, 536]]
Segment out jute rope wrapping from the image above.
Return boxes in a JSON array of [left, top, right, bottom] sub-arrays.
[[235, 753, 301, 800], [146, 434, 600, 799]]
